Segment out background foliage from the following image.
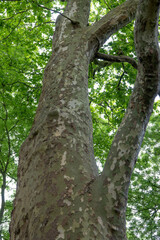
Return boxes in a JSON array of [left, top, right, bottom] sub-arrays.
[[0, 0, 159, 239]]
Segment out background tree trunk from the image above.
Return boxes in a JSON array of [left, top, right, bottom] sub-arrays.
[[10, 0, 160, 239]]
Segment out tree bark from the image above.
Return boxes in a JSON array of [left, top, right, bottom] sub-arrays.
[[10, 0, 160, 239], [0, 173, 6, 239]]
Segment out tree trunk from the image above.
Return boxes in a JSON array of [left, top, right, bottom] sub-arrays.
[[0, 173, 6, 239], [10, 0, 160, 239]]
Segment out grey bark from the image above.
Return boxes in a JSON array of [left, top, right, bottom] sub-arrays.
[[10, 0, 160, 239]]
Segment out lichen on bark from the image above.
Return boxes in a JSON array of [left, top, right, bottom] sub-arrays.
[[10, 0, 160, 239]]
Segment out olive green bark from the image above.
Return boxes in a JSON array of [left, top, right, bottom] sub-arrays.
[[10, 0, 160, 239]]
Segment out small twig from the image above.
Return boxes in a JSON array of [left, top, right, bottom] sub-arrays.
[[2, 10, 29, 21], [103, 0, 112, 10], [1, 17, 22, 41], [32, 21, 55, 29], [117, 63, 125, 89], [7, 173, 17, 182], [4, 81, 41, 89], [9, 120, 19, 132], [147, 180, 160, 189], [37, 3, 79, 25], [1, 0, 21, 1]]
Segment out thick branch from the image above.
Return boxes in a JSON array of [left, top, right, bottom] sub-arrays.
[[99, 0, 160, 237], [93, 58, 112, 68], [87, 0, 139, 50], [95, 52, 138, 69]]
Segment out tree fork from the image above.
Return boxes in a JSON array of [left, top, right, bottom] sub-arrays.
[[10, 0, 160, 239]]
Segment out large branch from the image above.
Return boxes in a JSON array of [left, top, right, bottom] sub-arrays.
[[98, 0, 160, 236], [87, 0, 139, 51], [95, 52, 138, 69]]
